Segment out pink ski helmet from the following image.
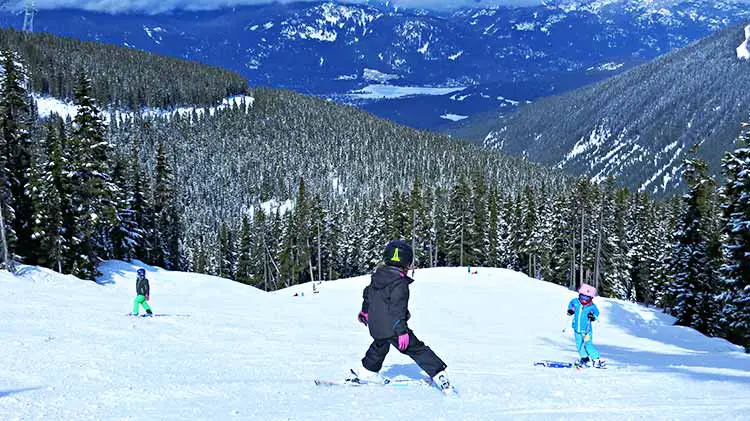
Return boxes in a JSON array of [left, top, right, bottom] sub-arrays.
[[578, 283, 598, 298]]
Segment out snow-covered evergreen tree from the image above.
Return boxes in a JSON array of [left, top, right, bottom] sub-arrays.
[[152, 141, 181, 270], [130, 144, 153, 262], [234, 215, 252, 285], [67, 72, 117, 280], [218, 222, 234, 279], [109, 156, 142, 261], [718, 124, 750, 352], [602, 188, 631, 299], [669, 152, 721, 336], [0, 51, 34, 265], [446, 175, 472, 266]]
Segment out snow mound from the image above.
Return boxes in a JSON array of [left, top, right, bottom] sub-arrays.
[[1, 265, 748, 420]]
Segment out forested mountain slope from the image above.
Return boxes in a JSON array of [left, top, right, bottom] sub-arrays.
[[0, 28, 247, 108], [453, 22, 750, 194]]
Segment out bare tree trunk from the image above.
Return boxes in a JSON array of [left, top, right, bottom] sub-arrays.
[[594, 198, 604, 291], [317, 219, 322, 282], [528, 254, 533, 278], [263, 247, 268, 291], [431, 202, 437, 268], [306, 237, 315, 293], [570, 226, 576, 290], [579, 206, 585, 287], [0, 203, 9, 272], [265, 243, 281, 291], [412, 208, 417, 268], [460, 221, 464, 267]]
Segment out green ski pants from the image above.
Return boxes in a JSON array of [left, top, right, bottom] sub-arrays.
[[132, 295, 152, 315]]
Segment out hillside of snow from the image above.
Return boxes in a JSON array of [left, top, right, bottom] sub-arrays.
[[1, 263, 748, 420]]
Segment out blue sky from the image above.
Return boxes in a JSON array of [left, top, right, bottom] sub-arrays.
[[6, 0, 545, 14]]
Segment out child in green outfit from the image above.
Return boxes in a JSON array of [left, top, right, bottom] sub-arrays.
[[132, 268, 153, 317]]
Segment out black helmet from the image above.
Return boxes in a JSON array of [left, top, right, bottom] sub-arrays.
[[383, 240, 413, 268], [137, 268, 146, 277]]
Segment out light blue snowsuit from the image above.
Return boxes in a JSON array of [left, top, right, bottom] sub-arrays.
[[568, 298, 601, 359]]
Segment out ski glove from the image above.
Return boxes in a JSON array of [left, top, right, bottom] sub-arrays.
[[397, 333, 409, 351], [146, 295, 150, 301], [588, 312, 596, 321], [357, 311, 368, 326], [567, 309, 575, 316]]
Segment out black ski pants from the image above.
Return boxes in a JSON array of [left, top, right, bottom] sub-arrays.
[[362, 329, 447, 378]]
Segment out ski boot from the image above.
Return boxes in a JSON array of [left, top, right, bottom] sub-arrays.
[[432, 371, 455, 394], [348, 367, 389, 385], [574, 357, 591, 368], [142, 309, 154, 317]]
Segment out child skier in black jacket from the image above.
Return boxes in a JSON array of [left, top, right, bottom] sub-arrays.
[[353, 240, 453, 392], [131, 268, 153, 317]]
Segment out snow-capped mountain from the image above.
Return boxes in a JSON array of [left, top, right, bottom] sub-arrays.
[[0, 0, 748, 129], [2, 262, 748, 419]]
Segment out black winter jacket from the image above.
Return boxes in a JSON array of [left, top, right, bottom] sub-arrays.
[[136, 276, 150, 297], [361, 265, 413, 339]]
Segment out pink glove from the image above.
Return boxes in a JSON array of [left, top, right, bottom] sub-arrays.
[[357, 311, 368, 326], [146, 295, 150, 301], [398, 333, 409, 351]]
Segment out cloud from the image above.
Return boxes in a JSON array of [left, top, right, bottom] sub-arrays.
[[4, 0, 545, 15]]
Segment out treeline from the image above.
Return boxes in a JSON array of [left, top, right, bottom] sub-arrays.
[[0, 28, 248, 109], [195, 135, 748, 352]]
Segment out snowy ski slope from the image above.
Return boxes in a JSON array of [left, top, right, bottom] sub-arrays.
[[1, 262, 748, 420]]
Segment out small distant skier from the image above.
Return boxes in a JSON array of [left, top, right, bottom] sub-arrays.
[[567, 283, 604, 368], [131, 268, 153, 317], [352, 240, 454, 392]]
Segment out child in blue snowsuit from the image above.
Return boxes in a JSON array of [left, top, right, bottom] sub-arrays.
[[567, 283, 603, 368]]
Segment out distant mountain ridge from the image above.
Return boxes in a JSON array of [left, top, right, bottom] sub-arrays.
[[454, 22, 750, 194], [0, 0, 748, 129]]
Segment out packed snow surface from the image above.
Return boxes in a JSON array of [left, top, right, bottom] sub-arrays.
[[1, 263, 748, 420]]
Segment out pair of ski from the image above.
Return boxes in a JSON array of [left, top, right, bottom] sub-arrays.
[[315, 372, 457, 396], [534, 360, 608, 370]]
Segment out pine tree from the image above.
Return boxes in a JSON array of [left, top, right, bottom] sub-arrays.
[[602, 188, 631, 299], [67, 72, 116, 280], [487, 187, 500, 267], [718, 124, 750, 352], [28, 121, 68, 272], [131, 145, 153, 262], [152, 142, 181, 269], [218, 221, 234, 279], [520, 186, 541, 278], [0, 51, 34, 265], [235, 215, 252, 285], [471, 167, 489, 267], [109, 156, 142, 261], [546, 193, 573, 286], [669, 151, 721, 336], [445, 175, 472, 266]]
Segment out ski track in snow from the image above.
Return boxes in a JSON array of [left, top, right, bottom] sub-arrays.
[[1, 264, 749, 420]]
